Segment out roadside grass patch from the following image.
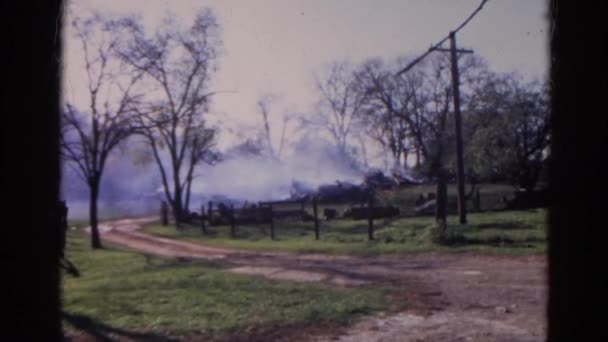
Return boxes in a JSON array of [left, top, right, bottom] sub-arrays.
[[62, 231, 387, 336]]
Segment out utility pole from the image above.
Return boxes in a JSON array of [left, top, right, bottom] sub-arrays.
[[449, 32, 470, 224], [395, 0, 488, 224], [431, 32, 472, 224]]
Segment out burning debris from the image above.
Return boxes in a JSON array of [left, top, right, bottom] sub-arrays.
[[315, 181, 368, 204], [364, 170, 396, 189], [160, 167, 431, 226], [159, 171, 453, 233], [287, 180, 317, 200]]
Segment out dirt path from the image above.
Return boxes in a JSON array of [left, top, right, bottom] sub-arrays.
[[93, 217, 547, 341]]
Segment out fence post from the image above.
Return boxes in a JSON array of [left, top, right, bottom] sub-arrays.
[[59, 200, 68, 258], [313, 196, 320, 240], [201, 204, 207, 234], [161, 201, 168, 226], [269, 204, 275, 240], [368, 193, 374, 241], [207, 201, 213, 227], [230, 204, 236, 238], [435, 175, 447, 224]]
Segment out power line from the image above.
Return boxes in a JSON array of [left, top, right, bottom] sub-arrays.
[[396, 0, 489, 76], [451, 0, 490, 36]]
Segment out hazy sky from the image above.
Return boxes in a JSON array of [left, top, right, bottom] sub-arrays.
[[64, 0, 549, 149]]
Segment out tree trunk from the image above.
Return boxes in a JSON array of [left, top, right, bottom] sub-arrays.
[[184, 164, 195, 213], [161, 201, 169, 226], [474, 188, 481, 212], [200, 204, 207, 234], [367, 193, 375, 241], [230, 204, 236, 238], [207, 201, 213, 226], [269, 205, 275, 240], [520, 163, 540, 193], [313, 197, 320, 240], [173, 185, 183, 228], [89, 178, 103, 249], [184, 177, 192, 214]]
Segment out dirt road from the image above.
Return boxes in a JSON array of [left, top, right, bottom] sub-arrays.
[[94, 217, 547, 341]]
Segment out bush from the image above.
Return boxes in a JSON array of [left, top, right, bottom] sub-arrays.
[[430, 221, 466, 245], [375, 227, 409, 243]]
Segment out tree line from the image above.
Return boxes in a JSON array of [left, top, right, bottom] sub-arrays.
[[309, 56, 549, 192]]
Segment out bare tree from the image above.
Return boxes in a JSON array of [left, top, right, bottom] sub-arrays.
[[257, 94, 278, 159], [256, 94, 293, 161], [412, 54, 454, 177], [355, 53, 483, 223], [117, 9, 221, 226], [354, 53, 490, 179], [354, 57, 420, 171], [306, 61, 368, 158], [61, 13, 143, 249], [394, 53, 461, 224], [183, 123, 219, 213]]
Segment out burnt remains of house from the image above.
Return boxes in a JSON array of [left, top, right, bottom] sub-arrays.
[[323, 208, 338, 220], [364, 171, 396, 189], [316, 181, 368, 204], [343, 205, 400, 220]]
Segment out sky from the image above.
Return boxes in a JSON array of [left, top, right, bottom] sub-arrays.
[[63, 0, 549, 151]]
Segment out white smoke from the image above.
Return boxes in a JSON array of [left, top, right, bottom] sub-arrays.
[[190, 135, 365, 202], [61, 133, 369, 219]]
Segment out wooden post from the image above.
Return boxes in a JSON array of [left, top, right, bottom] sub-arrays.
[[200, 204, 207, 234], [449, 31, 468, 224], [230, 204, 236, 238], [474, 188, 481, 212], [313, 196, 320, 240], [430, 36, 472, 224], [269, 204, 275, 240], [59, 200, 68, 258], [207, 201, 213, 226], [161, 201, 168, 226], [367, 193, 374, 241], [435, 173, 448, 225]]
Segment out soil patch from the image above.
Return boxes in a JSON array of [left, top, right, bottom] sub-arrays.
[[81, 217, 547, 341]]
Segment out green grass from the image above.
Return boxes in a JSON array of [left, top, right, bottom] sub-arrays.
[[143, 209, 547, 256], [67, 219, 91, 229], [62, 231, 387, 338]]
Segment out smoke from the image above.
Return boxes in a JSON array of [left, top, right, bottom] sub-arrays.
[[65, 199, 161, 221], [61, 133, 369, 219], [190, 136, 365, 202], [61, 146, 162, 220]]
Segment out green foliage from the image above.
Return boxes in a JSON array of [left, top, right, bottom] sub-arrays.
[[462, 73, 550, 190]]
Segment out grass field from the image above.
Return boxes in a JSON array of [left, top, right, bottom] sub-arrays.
[[142, 209, 547, 256], [62, 230, 388, 338]]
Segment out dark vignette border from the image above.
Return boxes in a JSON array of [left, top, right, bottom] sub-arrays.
[[2, 1, 606, 341]]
